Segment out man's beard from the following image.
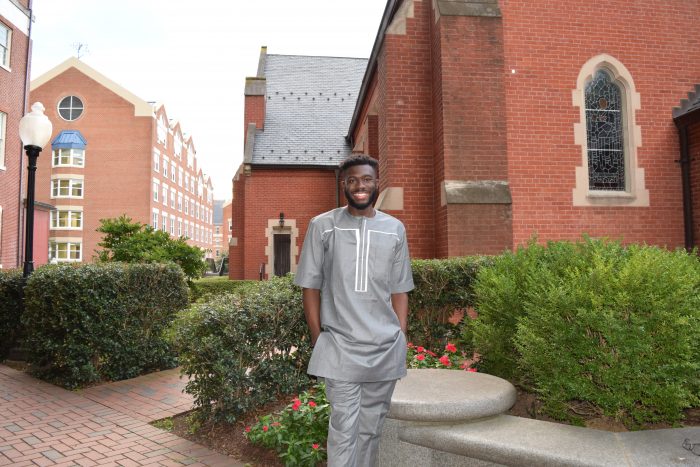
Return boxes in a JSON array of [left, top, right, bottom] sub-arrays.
[[345, 185, 378, 210]]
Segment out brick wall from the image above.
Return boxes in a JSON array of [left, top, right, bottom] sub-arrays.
[[230, 166, 337, 280], [31, 68, 153, 261], [0, 9, 29, 269], [501, 0, 699, 248], [377, 0, 435, 259], [229, 166, 246, 279]]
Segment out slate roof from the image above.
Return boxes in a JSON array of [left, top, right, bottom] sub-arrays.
[[251, 54, 368, 166]]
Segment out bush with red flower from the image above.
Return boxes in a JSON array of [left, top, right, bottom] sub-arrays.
[[406, 341, 477, 371], [245, 382, 328, 466]]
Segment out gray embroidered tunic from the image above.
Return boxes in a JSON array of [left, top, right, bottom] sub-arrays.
[[294, 207, 414, 382]]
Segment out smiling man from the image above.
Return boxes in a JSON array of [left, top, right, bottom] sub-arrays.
[[294, 154, 414, 466]]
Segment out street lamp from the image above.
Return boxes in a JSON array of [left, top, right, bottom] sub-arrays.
[[19, 102, 53, 277]]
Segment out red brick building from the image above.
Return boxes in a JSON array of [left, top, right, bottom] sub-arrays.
[[0, 0, 32, 269], [29, 58, 215, 263], [232, 0, 700, 279]]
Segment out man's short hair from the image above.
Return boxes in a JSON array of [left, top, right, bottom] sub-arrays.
[[339, 154, 379, 178]]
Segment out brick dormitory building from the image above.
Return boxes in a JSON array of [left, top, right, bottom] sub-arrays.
[[230, 0, 700, 280], [29, 58, 215, 263]]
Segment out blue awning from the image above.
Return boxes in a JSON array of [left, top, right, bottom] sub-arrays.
[[52, 130, 87, 150]]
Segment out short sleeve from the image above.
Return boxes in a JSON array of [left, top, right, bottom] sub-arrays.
[[390, 226, 414, 293], [294, 219, 325, 289]]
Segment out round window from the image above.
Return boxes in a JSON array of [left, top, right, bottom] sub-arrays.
[[57, 96, 84, 121]]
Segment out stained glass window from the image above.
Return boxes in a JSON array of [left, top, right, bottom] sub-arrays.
[[585, 70, 625, 191]]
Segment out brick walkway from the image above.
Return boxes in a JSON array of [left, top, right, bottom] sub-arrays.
[[0, 365, 242, 466]]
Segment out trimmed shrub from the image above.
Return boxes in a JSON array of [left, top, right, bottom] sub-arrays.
[[171, 275, 312, 424], [0, 270, 24, 359], [22, 262, 189, 389], [409, 256, 491, 350], [189, 277, 257, 303], [466, 238, 700, 426]]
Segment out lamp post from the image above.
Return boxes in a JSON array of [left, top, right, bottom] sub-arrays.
[[19, 102, 53, 277]]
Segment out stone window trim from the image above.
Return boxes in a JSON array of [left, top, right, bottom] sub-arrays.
[[264, 218, 299, 279], [52, 148, 85, 168], [50, 175, 84, 199], [572, 54, 648, 207], [49, 238, 82, 262], [50, 208, 83, 230]]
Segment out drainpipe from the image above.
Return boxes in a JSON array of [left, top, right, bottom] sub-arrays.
[[676, 122, 694, 251], [17, 0, 34, 267], [335, 168, 340, 207]]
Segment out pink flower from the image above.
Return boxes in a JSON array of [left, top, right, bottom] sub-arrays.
[[416, 346, 425, 353], [262, 425, 269, 432], [407, 342, 415, 348], [415, 354, 425, 361], [467, 367, 477, 372], [245, 426, 251, 432], [426, 350, 437, 357], [445, 343, 457, 353], [312, 443, 320, 450], [308, 401, 317, 407], [439, 355, 451, 367]]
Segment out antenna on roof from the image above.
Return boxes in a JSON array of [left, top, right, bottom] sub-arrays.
[[72, 42, 89, 59]]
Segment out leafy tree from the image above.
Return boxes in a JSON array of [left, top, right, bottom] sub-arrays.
[[95, 215, 207, 280]]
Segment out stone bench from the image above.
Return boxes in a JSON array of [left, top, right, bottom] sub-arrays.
[[377, 369, 700, 466]]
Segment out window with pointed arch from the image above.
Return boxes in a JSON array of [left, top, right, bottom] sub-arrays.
[[573, 55, 648, 207]]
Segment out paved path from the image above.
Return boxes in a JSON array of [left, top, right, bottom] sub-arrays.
[[0, 365, 243, 466]]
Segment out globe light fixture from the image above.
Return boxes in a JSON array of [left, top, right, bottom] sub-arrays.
[[19, 102, 53, 277]]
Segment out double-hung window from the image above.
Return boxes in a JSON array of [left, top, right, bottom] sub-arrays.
[[0, 111, 6, 169], [51, 179, 83, 198], [51, 210, 83, 229], [52, 148, 85, 167], [0, 22, 11, 69]]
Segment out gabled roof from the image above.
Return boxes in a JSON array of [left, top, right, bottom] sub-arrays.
[[31, 57, 153, 117], [250, 54, 367, 167], [673, 84, 700, 121]]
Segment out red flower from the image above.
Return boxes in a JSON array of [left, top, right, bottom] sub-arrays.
[[415, 354, 425, 361], [439, 355, 451, 367], [292, 397, 302, 411], [407, 342, 415, 348], [445, 343, 457, 353], [308, 401, 317, 407], [467, 367, 477, 372], [262, 425, 269, 432], [416, 346, 425, 353], [312, 443, 320, 450], [426, 350, 437, 357], [245, 426, 251, 432]]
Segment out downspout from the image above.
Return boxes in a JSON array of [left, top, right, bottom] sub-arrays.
[[335, 168, 340, 207], [17, 0, 34, 267], [676, 122, 694, 251]]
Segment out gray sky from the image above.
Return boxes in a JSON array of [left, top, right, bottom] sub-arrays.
[[29, 0, 387, 198]]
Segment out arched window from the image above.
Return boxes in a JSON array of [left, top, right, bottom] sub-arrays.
[[572, 54, 648, 207], [585, 70, 625, 191]]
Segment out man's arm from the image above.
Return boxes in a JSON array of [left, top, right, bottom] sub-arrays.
[[391, 292, 409, 334], [302, 287, 322, 346]]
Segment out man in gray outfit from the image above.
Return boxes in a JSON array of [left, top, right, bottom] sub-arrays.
[[295, 154, 414, 466]]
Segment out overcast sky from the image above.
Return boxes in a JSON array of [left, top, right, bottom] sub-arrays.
[[29, 0, 387, 199]]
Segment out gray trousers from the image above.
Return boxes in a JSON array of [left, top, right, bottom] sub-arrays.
[[324, 378, 397, 467]]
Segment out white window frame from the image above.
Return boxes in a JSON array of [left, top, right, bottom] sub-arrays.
[[169, 215, 175, 235], [178, 168, 184, 186], [177, 193, 183, 212], [162, 157, 169, 178], [170, 162, 176, 182], [50, 209, 83, 230], [0, 111, 6, 170], [162, 184, 168, 206], [152, 210, 159, 230], [153, 150, 160, 172], [170, 188, 176, 209], [177, 218, 182, 237], [161, 212, 167, 232], [52, 148, 85, 168], [0, 21, 11, 71], [51, 178, 83, 199], [49, 240, 82, 262]]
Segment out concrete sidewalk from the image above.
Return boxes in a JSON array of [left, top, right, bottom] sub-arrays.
[[0, 365, 242, 466]]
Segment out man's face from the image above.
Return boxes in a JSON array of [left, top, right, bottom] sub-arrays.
[[342, 164, 379, 211]]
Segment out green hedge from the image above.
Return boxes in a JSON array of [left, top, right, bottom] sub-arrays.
[[172, 275, 312, 424], [409, 256, 491, 350], [0, 270, 24, 359], [466, 238, 700, 426], [189, 277, 257, 303], [22, 262, 189, 389]]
